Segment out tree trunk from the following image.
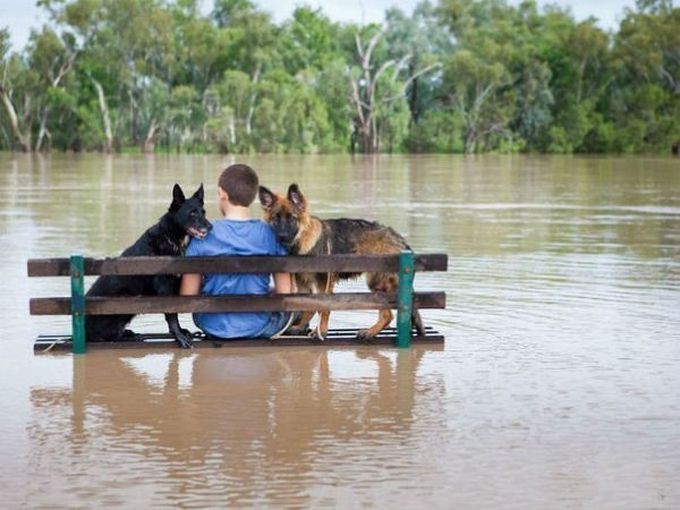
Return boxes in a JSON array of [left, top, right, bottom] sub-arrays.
[[576, 59, 587, 105], [92, 78, 113, 152], [142, 119, 158, 153], [228, 114, 236, 147], [35, 107, 50, 151], [0, 121, 11, 148], [407, 61, 419, 126], [129, 88, 137, 145], [245, 63, 261, 137], [464, 126, 476, 154], [0, 87, 31, 152]]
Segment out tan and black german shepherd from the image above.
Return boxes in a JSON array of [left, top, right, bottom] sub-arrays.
[[258, 183, 425, 341]]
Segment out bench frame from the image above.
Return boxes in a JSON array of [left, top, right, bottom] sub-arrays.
[[28, 250, 447, 353]]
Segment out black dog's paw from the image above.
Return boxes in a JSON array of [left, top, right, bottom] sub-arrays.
[[120, 329, 141, 341], [175, 331, 194, 349]]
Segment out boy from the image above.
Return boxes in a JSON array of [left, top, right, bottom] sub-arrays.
[[180, 164, 293, 339]]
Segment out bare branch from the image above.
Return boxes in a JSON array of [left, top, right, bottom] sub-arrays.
[[349, 78, 366, 125], [472, 82, 495, 113], [354, 33, 364, 61], [660, 66, 680, 95], [393, 54, 412, 80], [363, 27, 386, 71], [370, 59, 395, 107], [381, 62, 441, 104], [92, 77, 113, 152]]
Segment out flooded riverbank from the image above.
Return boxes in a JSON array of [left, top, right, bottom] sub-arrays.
[[1, 153, 679, 508]]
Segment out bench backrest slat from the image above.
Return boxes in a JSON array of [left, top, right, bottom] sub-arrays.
[[30, 291, 446, 315], [27, 253, 448, 277]]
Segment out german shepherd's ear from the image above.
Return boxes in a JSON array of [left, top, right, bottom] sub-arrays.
[[259, 185, 276, 209], [192, 183, 204, 204], [287, 183, 306, 212], [170, 183, 186, 211]]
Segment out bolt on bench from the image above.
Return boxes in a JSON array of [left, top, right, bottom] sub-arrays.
[[28, 251, 447, 353]]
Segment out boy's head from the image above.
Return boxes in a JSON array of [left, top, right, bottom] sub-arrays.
[[217, 164, 259, 213]]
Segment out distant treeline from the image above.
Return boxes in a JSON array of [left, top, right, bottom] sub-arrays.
[[0, 0, 678, 154]]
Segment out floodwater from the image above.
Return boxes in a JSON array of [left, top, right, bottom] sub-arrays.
[[1, 153, 679, 508]]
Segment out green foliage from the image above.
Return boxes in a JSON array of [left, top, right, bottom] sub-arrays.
[[0, 0, 679, 154], [404, 110, 465, 152]]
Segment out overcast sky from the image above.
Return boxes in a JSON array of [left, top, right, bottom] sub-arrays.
[[1, 0, 636, 51]]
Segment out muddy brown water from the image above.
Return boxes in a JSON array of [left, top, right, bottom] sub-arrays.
[[1, 153, 679, 508]]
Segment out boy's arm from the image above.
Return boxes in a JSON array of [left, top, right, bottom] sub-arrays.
[[180, 273, 202, 295], [273, 272, 292, 294]]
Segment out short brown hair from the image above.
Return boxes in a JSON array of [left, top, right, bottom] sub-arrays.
[[218, 164, 259, 206]]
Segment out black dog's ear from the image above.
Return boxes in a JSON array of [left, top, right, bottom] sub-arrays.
[[287, 183, 306, 212], [192, 183, 204, 203], [171, 184, 186, 211], [259, 185, 276, 209]]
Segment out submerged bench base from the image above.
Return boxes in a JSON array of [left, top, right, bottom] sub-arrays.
[[35, 327, 445, 353]]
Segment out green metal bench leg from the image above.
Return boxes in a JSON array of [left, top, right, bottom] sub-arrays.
[[70, 255, 86, 354], [396, 249, 414, 348]]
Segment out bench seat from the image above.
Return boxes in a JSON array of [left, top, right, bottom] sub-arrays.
[[35, 327, 445, 352]]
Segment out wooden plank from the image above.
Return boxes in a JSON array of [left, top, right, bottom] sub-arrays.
[[36, 326, 439, 341], [34, 328, 445, 353], [27, 253, 448, 277], [30, 291, 446, 315]]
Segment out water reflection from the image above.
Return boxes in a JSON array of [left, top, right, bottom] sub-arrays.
[[27, 347, 442, 507]]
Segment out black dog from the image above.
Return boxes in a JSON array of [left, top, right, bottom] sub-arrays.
[[85, 184, 211, 348]]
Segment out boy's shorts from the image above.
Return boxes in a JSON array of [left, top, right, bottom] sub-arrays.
[[256, 311, 294, 339], [204, 312, 293, 341]]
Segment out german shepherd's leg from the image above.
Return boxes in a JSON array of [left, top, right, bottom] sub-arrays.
[[311, 273, 335, 341], [287, 274, 315, 335], [289, 311, 315, 335], [357, 309, 393, 341], [153, 275, 194, 349], [357, 272, 396, 341]]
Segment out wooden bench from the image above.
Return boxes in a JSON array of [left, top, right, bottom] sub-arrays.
[[27, 251, 447, 353]]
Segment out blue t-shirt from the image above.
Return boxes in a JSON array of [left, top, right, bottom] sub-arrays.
[[185, 218, 287, 338]]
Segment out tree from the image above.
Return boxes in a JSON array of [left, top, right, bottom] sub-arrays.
[[384, 2, 451, 125], [348, 26, 440, 153], [0, 28, 36, 151], [605, 0, 680, 151], [1, 0, 678, 154]]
